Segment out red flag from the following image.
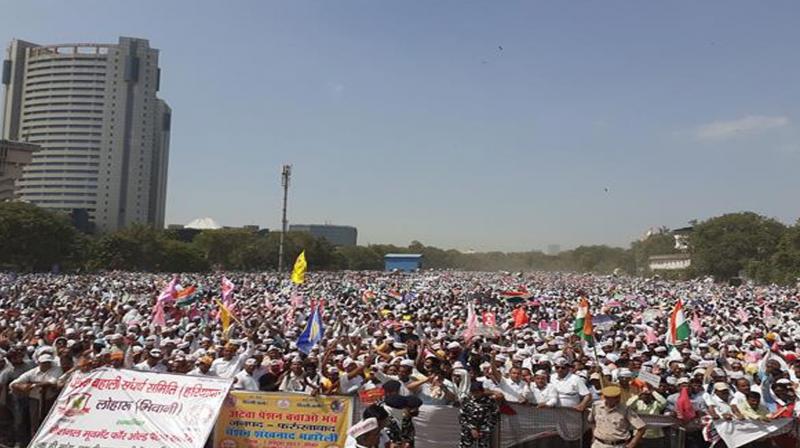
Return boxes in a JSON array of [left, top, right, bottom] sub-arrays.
[[482, 312, 496, 327], [676, 386, 697, 421], [512, 307, 529, 329]]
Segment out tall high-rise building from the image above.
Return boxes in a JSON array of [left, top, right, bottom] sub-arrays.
[[1, 37, 171, 231]]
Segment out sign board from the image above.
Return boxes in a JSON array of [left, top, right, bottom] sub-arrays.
[[637, 369, 661, 387], [214, 391, 354, 448], [30, 367, 233, 448]]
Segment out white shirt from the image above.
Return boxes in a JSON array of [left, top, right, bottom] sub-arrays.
[[339, 373, 364, 395], [234, 370, 260, 391], [530, 383, 553, 405], [498, 377, 532, 403], [547, 373, 589, 407], [10, 365, 63, 400], [210, 345, 255, 379]]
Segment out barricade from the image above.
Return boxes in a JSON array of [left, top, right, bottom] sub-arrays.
[[354, 399, 800, 448]]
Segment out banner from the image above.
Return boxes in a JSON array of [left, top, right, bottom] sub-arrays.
[[30, 367, 233, 448], [714, 418, 795, 448], [214, 391, 353, 448]]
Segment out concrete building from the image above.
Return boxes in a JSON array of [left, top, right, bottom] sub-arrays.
[[1, 37, 171, 231], [289, 224, 357, 246], [0, 139, 38, 200]]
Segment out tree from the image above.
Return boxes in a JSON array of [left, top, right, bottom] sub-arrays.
[[0, 202, 82, 271], [161, 240, 210, 272], [193, 229, 261, 270], [757, 220, 800, 285], [689, 212, 786, 281], [90, 225, 165, 271]]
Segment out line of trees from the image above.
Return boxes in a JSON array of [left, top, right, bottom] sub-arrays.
[[1, 202, 798, 284]]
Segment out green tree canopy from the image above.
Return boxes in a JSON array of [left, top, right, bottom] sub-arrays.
[[0, 202, 81, 271], [689, 212, 787, 280]]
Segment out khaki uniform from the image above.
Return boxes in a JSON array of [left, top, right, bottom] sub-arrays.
[[588, 400, 646, 448]]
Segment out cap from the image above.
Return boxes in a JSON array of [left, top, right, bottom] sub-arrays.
[[713, 382, 729, 391], [38, 354, 54, 363], [601, 386, 621, 397]]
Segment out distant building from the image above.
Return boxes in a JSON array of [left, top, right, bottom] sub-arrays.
[[673, 226, 693, 251], [2, 37, 171, 231], [290, 224, 357, 246], [384, 253, 423, 272], [0, 139, 37, 200]]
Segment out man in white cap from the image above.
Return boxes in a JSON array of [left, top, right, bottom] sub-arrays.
[[10, 353, 63, 440], [344, 417, 381, 448], [233, 357, 260, 391]]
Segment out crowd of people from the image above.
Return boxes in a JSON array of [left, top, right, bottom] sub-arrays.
[[0, 270, 799, 448]]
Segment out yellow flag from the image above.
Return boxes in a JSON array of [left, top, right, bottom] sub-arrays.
[[291, 250, 307, 285], [215, 298, 232, 336]]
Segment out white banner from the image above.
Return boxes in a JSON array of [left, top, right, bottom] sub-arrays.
[[29, 367, 234, 448], [714, 418, 795, 448]]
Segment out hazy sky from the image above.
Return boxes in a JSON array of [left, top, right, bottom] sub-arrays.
[[2, 1, 799, 251]]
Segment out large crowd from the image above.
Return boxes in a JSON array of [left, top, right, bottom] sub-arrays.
[[1, 270, 799, 448]]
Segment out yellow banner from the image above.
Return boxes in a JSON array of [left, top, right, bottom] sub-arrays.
[[214, 391, 353, 448]]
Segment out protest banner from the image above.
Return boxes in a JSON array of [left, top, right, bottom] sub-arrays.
[[214, 391, 353, 448], [636, 369, 661, 387], [29, 367, 233, 448]]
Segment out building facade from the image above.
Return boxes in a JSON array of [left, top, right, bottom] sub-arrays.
[[1, 37, 171, 231], [0, 139, 38, 201], [289, 224, 357, 246]]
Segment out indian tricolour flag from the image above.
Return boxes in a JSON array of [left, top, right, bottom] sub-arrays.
[[573, 298, 593, 341], [666, 299, 690, 346]]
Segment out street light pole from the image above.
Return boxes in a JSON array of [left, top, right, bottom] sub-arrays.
[[278, 164, 291, 273]]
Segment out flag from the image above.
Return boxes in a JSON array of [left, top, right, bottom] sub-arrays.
[[463, 303, 478, 342], [175, 286, 199, 307], [297, 303, 324, 354], [215, 298, 233, 337], [221, 277, 235, 311], [512, 306, 529, 329], [573, 298, 593, 341], [675, 386, 697, 421], [666, 299, 690, 346], [690, 314, 704, 335], [482, 312, 496, 327], [152, 276, 177, 328], [291, 251, 307, 285]]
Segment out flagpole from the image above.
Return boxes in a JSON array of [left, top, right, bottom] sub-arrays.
[[591, 335, 606, 389]]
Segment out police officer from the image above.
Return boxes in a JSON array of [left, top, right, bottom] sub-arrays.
[[589, 386, 646, 448]]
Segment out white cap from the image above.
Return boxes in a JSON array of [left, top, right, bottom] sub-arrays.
[[38, 354, 54, 363]]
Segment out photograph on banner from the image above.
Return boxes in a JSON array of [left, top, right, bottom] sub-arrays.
[[215, 391, 353, 448], [29, 367, 233, 448]]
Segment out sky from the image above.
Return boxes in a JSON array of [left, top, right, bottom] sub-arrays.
[[2, 1, 799, 251]]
